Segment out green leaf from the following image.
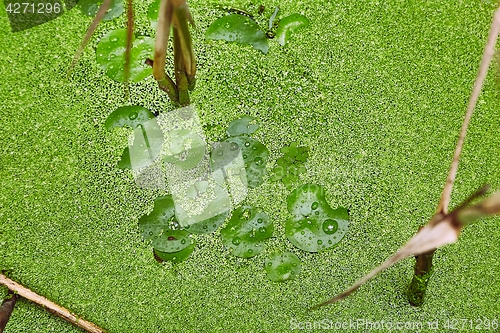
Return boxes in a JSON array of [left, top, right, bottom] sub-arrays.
[[79, 0, 124, 21], [96, 29, 155, 82], [276, 14, 309, 46], [139, 195, 195, 263], [105, 105, 155, 130], [163, 129, 206, 170], [222, 136, 269, 188], [285, 184, 349, 252], [105, 106, 164, 170], [206, 14, 269, 54], [272, 142, 309, 188], [226, 116, 259, 137], [268, 6, 279, 30], [264, 252, 301, 282], [138, 196, 176, 241], [220, 206, 273, 258], [147, 0, 160, 30], [154, 241, 195, 263]]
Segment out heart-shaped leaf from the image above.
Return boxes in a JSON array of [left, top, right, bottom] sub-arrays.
[[286, 184, 349, 252], [206, 14, 269, 54], [138, 195, 177, 241], [220, 206, 273, 258], [276, 14, 309, 46], [96, 29, 155, 82], [264, 252, 301, 282]]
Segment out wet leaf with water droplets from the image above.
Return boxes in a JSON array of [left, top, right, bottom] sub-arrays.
[[206, 14, 269, 54], [105, 105, 164, 170], [220, 206, 273, 258], [96, 29, 155, 82], [286, 184, 349, 252], [222, 136, 268, 188], [139, 195, 195, 263], [226, 115, 259, 137]]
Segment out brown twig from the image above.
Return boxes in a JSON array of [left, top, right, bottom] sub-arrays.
[[0, 274, 106, 333], [0, 291, 19, 332], [436, 7, 500, 215], [68, 0, 112, 76]]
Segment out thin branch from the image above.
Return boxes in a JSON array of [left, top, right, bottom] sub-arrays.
[[123, 0, 135, 99], [68, 0, 112, 76], [436, 7, 500, 214], [0, 274, 106, 333]]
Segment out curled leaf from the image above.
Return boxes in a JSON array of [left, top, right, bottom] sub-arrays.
[[276, 14, 309, 46]]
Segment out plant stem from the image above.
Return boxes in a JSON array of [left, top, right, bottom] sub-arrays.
[[0, 292, 19, 332], [146, 58, 179, 104], [0, 274, 106, 333], [407, 227, 435, 306], [173, 27, 190, 106]]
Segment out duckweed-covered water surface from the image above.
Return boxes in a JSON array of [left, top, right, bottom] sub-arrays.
[[2, 0, 500, 332]]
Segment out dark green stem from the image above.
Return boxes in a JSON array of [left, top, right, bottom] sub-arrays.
[[407, 228, 435, 306], [145, 58, 179, 105], [173, 27, 190, 106]]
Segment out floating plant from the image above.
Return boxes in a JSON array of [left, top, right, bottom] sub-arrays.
[[206, 14, 269, 54], [210, 116, 269, 188], [223, 136, 268, 188], [226, 115, 259, 137], [276, 14, 309, 46], [105, 105, 164, 170], [270, 142, 308, 189], [286, 184, 349, 252], [96, 29, 155, 82], [138, 195, 195, 263], [78, 0, 124, 21], [205, 7, 308, 53], [264, 252, 301, 282], [220, 206, 273, 258]]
